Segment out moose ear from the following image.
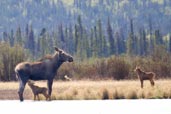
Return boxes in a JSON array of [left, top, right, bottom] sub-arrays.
[[54, 47, 59, 51], [54, 47, 62, 53], [135, 66, 140, 69]]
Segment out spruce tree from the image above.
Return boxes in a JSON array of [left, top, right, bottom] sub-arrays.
[[107, 17, 115, 55], [15, 26, 23, 46], [9, 29, 14, 46], [148, 16, 154, 52], [28, 25, 35, 56], [127, 33, 134, 56], [90, 28, 94, 57], [97, 19, 103, 57], [39, 28, 47, 56], [93, 26, 98, 57], [74, 24, 79, 53], [25, 24, 29, 49], [68, 24, 75, 55], [127, 19, 135, 55], [169, 34, 171, 53], [3, 31, 8, 42], [139, 28, 147, 56], [155, 29, 163, 45]]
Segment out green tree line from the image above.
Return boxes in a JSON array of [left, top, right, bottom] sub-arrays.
[[0, 43, 25, 81], [0, 15, 171, 81], [2, 16, 171, 60]]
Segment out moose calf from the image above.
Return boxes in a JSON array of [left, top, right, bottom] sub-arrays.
[[27, 80, 49, 100], [134, 66, 155, 88]]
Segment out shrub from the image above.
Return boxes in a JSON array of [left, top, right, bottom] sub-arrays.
[[102, 89, 109, 100], [94, 59, 108, 78], [124, 90, 137, 99], [54, 54, 171, 80], [56, 63, 74, 80], [107, 56, 130, 80], [0, 43, 26, 81], [113, 89, 119, 99]]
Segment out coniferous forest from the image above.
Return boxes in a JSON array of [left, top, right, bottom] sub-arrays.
[[1, 0, 171, 81]]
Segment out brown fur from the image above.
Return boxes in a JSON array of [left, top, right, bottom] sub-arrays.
[[134, 66, 155, 88], [27, 80, 49, 100], [38, 54, 53, 61]]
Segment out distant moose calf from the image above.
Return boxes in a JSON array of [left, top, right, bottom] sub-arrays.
[[28, 80, 49, 100], [134, 66, 155, 88]]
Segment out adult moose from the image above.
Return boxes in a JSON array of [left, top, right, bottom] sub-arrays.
[[15, 47, 73, 101]]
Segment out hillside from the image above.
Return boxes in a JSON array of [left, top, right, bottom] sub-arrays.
[[0, 0, 171, 36]]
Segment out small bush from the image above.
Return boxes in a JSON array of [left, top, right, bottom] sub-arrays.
[[0, 43, 26, 81], [94, 59, 108, 78], [163, 92, 170, 99], [113, 89, 119, 99], [57, 54, 171, 80], [102, 89, 109, 100], [107, 56, 130, 80], [137, 90, 145, 99], [124, 90, 137, 99]]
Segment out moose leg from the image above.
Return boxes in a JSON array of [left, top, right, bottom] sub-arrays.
[[43, 92, 49, 100], [34, 95, 36, 100], [47, 80, 53, 100], [140, 80, 143, 88], [150, 79, 155, 87], [18, 81, 26, 101], [45, 94, 49, 100], [37, 94, 40, 101]]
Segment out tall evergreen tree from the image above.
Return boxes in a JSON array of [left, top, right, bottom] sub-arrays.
[[77, 15, 83, 38], [74, 24, 79, 53], [46, 32, 53, 54], [25, 24, 29, 49], [68, 24, 75, 55], [127, 19, 135, 55], [90, 28, 94, 57], [82, 28, 89, 59], [52, 30, 58, 48], [139, 28, 147, 56], [93, 26, 98, 57], [101, 35, 109, 57], [97, 19, 103, 57], [28, 25, 35, 55], [107, 17, 115, 55], [3, 31, 8, 42], [155, 29, 163, 45], [39, 28, 47, 56], [9, 29, 14, 46], [58, 24, 65, 42], [75, 15, 85, 60], [118, 29, 126, 54], [115, 31, 125, 55], [148, 17, 154, 52], [169, 34, 171, 53], [15, 26, 23, 46]]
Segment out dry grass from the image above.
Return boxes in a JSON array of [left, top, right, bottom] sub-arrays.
[[0, 80, 171, 100]]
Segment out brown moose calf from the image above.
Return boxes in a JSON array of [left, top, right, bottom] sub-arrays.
[[134, 66, 155, 88], [28, 80, 49, 100]]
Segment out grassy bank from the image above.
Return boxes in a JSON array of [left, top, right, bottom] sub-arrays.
[[0, 80, 171, 100]]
